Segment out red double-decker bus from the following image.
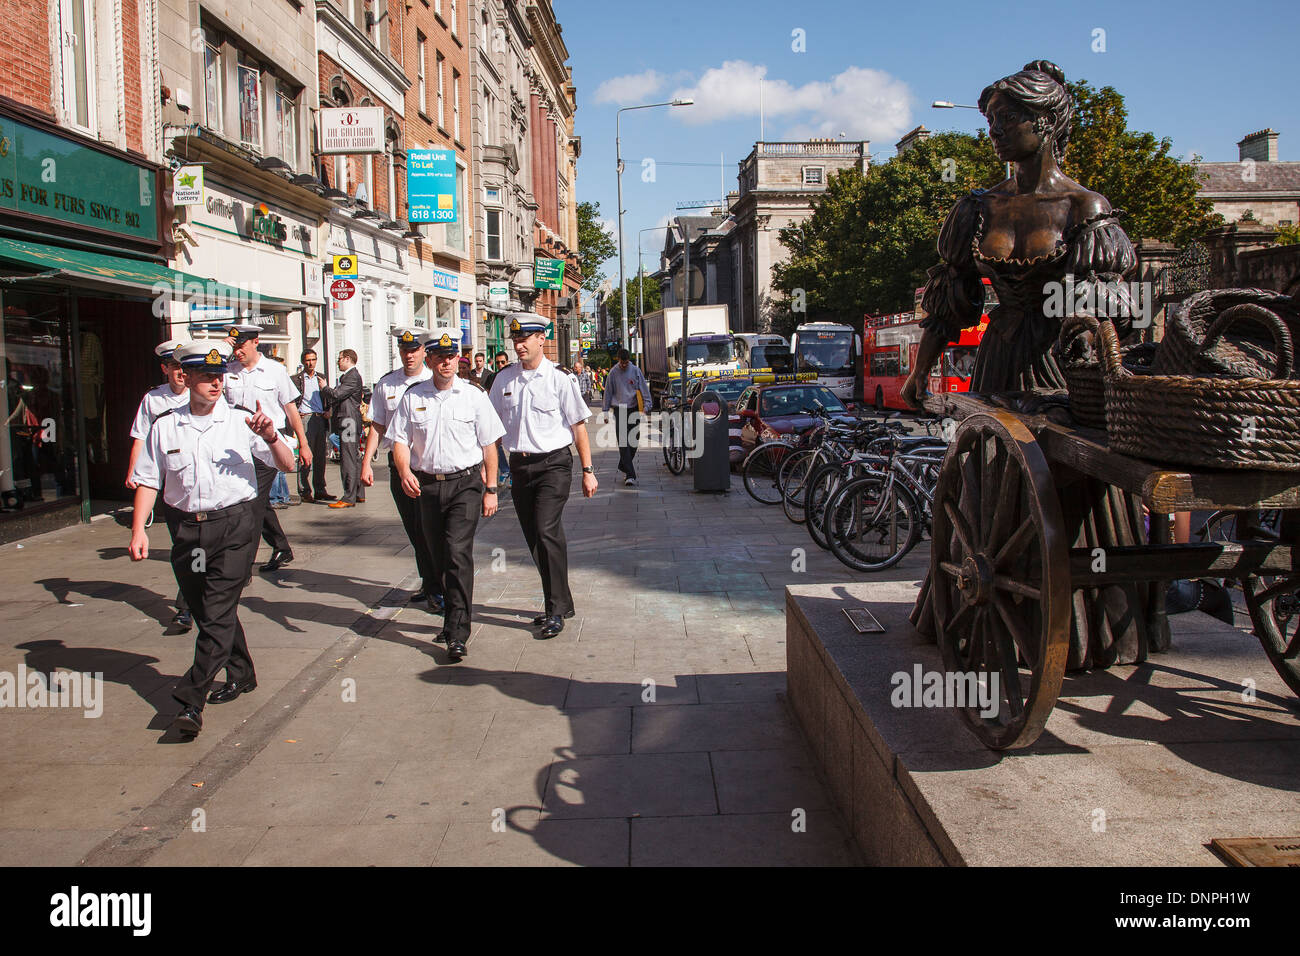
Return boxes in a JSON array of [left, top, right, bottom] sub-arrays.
[[861, 279, 993, 411]]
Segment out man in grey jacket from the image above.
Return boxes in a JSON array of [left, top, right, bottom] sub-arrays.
[[324, 349, 364, 507]]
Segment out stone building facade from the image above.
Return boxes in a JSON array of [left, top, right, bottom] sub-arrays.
[[1194, 129, 1300, 227]]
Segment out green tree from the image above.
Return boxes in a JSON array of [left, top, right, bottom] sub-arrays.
[[605, 271, 661, 322], [577, 201, 617, 294], [1274, 223, 1300, 246], [773, 131, 1003, 318], [1063, 78, 1221, 246]]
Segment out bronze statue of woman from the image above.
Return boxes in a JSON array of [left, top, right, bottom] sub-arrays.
[[903, 60, 1158, 667]]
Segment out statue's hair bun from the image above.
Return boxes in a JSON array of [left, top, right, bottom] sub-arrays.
[[1024, 60, 1066, 85]]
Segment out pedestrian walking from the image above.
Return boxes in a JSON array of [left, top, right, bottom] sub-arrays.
[[601, 348, 651, 486], [222, 324, 308, 572], [388, 332, 505, 661], [292, 348, 334, 502], [361, 328, 443, 612], [125, 338, 192, 630], [481, 351, 513, 488], [488, 314, 598, 639], [574, 358, 594, 404], [323, 349, 364, 508], [128, 341, 297, 738]]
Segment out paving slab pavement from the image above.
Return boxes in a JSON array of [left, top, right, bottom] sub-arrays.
[[0, 421, 871, 866]]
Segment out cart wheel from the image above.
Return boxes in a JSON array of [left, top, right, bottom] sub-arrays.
[[930, 411, 1070, 749], [1242, 573, 1300, 698]]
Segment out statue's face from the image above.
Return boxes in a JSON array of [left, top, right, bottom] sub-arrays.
[[985, 92, 1043, 162]]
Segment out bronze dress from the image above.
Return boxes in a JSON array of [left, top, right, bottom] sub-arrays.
[[913, 189, 1163, 668]]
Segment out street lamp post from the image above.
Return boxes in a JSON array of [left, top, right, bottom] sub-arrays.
[[636, 225, 670, 358], [931, 100, 1012, 179], [616, 99, 693, 351]]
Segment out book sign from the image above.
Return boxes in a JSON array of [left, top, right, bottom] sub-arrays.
[[407, 149, 457, 223]]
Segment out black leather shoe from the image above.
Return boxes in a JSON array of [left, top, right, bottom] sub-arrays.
[[260, 550, 294, 572], [411, 587, 430, 603], [447, 639, 467, 661], [531, 610, 575, 626], [427, 593, 445, 613], [171, 609, 193, 630], [317, 493, 337, 502], [171, 706, 203, 736], [207, 677, 257, 704], [433, 631, 449, 644], [538, 616, 565, 639]]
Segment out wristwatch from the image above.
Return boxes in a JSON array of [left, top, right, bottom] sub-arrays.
[[484, 487, 497, 495], [266, 432, 279, 445], [582, 465, 594, 474]]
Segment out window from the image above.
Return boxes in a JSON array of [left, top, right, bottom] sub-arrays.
[[482, 86, 494, 146], [238, 61, 261, 151], [385, 147, 396, 218], [203, 37, 223, 133], [802, 166, 824, 186], [276, 88, 297, 169], [485, 209, 502, 260], [479, 10, 489, 52], [361, 296, 374, 386], [484, 186, 501, 204], [59, 0, 96, 132], [417, 35, 427, 113], [452, 70, 461, 141], [449, 0, 457, 33], [436, 52, 445, 129], [413, 293, 430, 328]]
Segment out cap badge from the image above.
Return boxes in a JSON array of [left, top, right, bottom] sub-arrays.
[[438, 333, 453, 347], [206, 349, 222, 364]]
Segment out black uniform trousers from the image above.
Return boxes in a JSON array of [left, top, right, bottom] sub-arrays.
[[613, 405, 639, 480], [170, 499, 258, 709], [298, 412, 330, 497], [252, 458, 291, 558], [509, 447, 575, 618], [160, 502, 189, 613], [415, 469, 481, 641], [389, 452, 437, 592]]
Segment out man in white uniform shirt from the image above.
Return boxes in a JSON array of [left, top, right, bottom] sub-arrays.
[[128, 341, 296, 738], [361, 328, 441, 612], [125, 339, 192, 629], [222, 323, 308, 572], [388, 331, 505, 662], [489, 314, 598, 640]]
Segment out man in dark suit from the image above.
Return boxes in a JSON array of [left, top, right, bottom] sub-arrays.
[[291, 348, 334, 502], [323, 349, 364, 508]]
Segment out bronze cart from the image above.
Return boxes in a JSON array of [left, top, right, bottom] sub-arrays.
[[923, 392, 1300, 750]]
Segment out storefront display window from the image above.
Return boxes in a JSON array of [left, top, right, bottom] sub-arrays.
[[0, 290, 80, 515]]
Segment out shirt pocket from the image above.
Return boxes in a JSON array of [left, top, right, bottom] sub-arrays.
[[166, 454, 198, 494], [531, 395, 561, 427], [448, 410, 478, 444], [253, 380, 282, 418]]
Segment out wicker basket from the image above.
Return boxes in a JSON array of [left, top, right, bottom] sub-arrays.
[[1099, 321, 1300, 471], [1057, 317, 1156, 431], [1154, 289, 1298, 379]]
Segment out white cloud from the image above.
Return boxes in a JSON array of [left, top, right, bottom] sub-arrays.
[[668, 60, 913, 144], [593, 69, 665, 105]]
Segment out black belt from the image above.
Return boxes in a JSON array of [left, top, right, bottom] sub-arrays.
[[509, 447, 569, 464], [181, 499, 255, 524], [414, 465, 478, 482]]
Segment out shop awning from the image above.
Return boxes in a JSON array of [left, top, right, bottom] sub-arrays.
[[0, 236, 312, 310]]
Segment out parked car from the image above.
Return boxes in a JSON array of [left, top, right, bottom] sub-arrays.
[[662, 375, 753, 412], [734, 383, 854, 455]]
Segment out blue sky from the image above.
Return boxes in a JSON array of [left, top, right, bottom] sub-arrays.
[[558, 0, 1300, 287]]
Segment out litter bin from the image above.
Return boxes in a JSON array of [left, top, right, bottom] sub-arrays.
[[692, 389, 730, 492]]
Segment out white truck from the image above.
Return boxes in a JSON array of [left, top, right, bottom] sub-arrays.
[[639, 304, 738, 407]]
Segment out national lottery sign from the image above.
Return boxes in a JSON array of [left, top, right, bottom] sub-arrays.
[[407, 149, 458, 223]]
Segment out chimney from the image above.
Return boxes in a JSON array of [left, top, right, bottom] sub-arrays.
[[1238, 129, 1279, 163]]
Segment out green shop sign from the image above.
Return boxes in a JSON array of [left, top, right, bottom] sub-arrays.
[[0, 115, 158, 242], [533, 257, 564, 291]]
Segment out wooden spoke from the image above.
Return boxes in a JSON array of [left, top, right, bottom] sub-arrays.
[[992, 591, 1038, 671], [980, 434, 998, 544], [995, 628, 1025, 719], [944, 500, 978, 561], [994, 575, 1041, 601], [987, 457, 1021, 555], [1285, 616, 1300, 661], [938, 560, 962, 579], [994, 517, 1036, 571], [1255, 575, 1300, 605]]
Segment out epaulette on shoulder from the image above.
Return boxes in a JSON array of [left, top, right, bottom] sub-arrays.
[[232, 404, 255, 415], [153, 408, 177, 421]]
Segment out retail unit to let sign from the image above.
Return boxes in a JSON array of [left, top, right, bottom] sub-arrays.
[[406, 149, 457, 223], [318, 108, 384, 154], [533, 258, 564, 291]]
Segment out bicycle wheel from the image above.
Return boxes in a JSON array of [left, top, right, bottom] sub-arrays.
[[804, 460, 854, 550], [665, 442, 686, 475], [741, 442, 791, 505], [826, 475, 920, 572], [780, 450, 822, 524]]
